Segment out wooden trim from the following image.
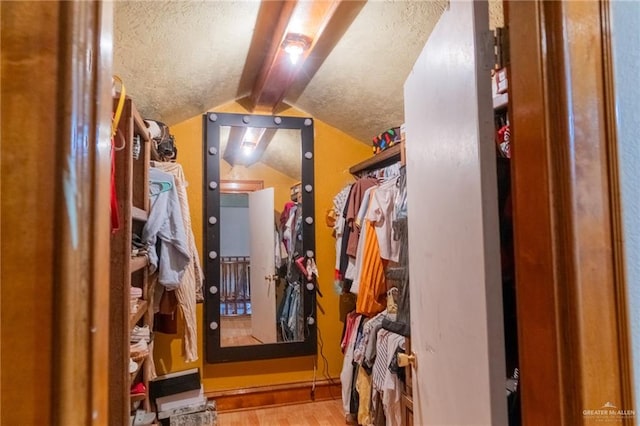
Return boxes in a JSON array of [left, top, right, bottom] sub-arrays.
[[49, 2, 113, 425], [507, 0, 635, 423], [349, 141, 403, 175], [132, 206, 148, 222], [1, 3, 60, 424], [207, 378, 341, 412], [91, 3, 114, 425], [220, 179, 264, 193], [600, 0, 635, 414]]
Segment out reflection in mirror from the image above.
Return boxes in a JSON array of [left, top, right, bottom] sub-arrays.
[[204, 113, 316, 363], [217, 127, 304, 347]]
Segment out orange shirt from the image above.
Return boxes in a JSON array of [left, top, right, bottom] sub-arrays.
[[355, 219, 388, 317]]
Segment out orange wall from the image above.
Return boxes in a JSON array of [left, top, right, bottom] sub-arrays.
[[153, 101, 371, 392]]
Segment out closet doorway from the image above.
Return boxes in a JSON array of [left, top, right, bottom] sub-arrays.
[[218, 180, 265, 347]]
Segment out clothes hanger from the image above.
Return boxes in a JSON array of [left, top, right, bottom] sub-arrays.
[[149, 180, 172, 197]]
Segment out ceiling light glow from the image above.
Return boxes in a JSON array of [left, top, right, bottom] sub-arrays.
[[281, 33, 311, 66]]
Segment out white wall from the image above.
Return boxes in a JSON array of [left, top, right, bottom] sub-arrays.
[[220, 206, 250, 257], [611, 0, 640, 413]]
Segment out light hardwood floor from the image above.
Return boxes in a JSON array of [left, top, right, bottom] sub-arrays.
[[216, 399, 345, 425], [220, 315, 263, 347]]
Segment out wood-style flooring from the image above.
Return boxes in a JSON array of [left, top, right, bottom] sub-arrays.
[[220, 315, 263, 347], [216, 399, 345, 425]]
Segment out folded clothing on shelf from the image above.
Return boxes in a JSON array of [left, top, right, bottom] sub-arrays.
[[131, 324, 151, 343], [130, 338, 150, 361], [130, 287, 143, 299], [372, 126, 401, 155]]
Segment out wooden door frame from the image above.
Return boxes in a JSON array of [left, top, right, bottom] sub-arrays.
[[507, 0, 635, 424], [220, 179, 264, 193], [2, 2, 113, 425]]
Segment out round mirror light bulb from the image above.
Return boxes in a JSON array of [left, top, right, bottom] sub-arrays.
[[304, 152, 313, 159], [209, 147, 218, 155], [306, 282, 315, 291], [209, 181, 218, 189], [208, 216, 217, 225], [306, 250, 314, 258], [209, 286, 218, 294], [304, 118, 313, 127], [305, 217, 313, 225], [307, 317, 315, 325], [305, 184, 312, 192], [243, 116, 250, 123], [209, 251, 218, 259], [209, 321, 218, 330], [274, 117, 282, 124], [208, 113, 218, 122]]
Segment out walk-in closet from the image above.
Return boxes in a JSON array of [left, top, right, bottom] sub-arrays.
[[3, 1, 636, 425]]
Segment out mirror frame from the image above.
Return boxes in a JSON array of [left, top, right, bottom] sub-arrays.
[[202, 112, 317, 363]]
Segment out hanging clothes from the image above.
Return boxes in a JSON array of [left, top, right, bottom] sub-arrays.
[[340, 313, 364, 416], [143, 168, 190, 289], [367, 177, 401, 263], [371, 329, 405, 426], [151, 161, 202, 362], [346, 177, 378, 257]]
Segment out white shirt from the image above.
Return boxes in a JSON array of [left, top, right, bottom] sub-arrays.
[[366, 178, 400, 263]]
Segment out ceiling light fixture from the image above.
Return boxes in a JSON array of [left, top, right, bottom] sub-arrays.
[[241, 140, 256, 156], [282, 33, 311, 65], [240, 126, 265, 156]]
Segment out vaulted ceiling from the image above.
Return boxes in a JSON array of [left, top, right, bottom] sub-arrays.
[[114, 0, 503, 145]]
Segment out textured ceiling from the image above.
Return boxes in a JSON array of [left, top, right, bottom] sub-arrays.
[[114, 1, 260, 126], [114, 0, 504, 146], [290, 0, 447, 142]]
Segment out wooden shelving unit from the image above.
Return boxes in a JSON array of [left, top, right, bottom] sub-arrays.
[[129, 300, 149, 329], [109, 96, 155, 425], [132, 206, 149, 222], [130, 255, 149, 273], [349, 141, 403, 175]]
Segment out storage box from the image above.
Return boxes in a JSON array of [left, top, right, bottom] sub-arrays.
[[156, 386, 205, 412], [158, 401, 217, 426], [169, 410, 216, 426], [150, 368, 201, 401]]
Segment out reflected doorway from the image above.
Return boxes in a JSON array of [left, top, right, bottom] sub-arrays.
[[219, 181, 263, 348]]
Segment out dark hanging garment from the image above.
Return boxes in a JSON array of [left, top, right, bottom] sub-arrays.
[[339, 185, 356, 278]]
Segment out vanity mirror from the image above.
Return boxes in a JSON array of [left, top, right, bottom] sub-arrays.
[[203, 112, 317, 363]]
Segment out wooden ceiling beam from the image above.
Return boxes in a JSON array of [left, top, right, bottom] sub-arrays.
[[222, 126, 246, 167], [248, 0, 365, 113], [245, 128, 278, 167]]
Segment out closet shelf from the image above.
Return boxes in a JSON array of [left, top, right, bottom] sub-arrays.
[[131, 102, 151, 142], [131, 206, 148, 222], [130, 393, 147, 403], [130, 255, 148, 273], [349, 141, 403, 175], [129, 357, 147, 382], [493, 92, 508, 110], [129, 300, 148, 329]]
